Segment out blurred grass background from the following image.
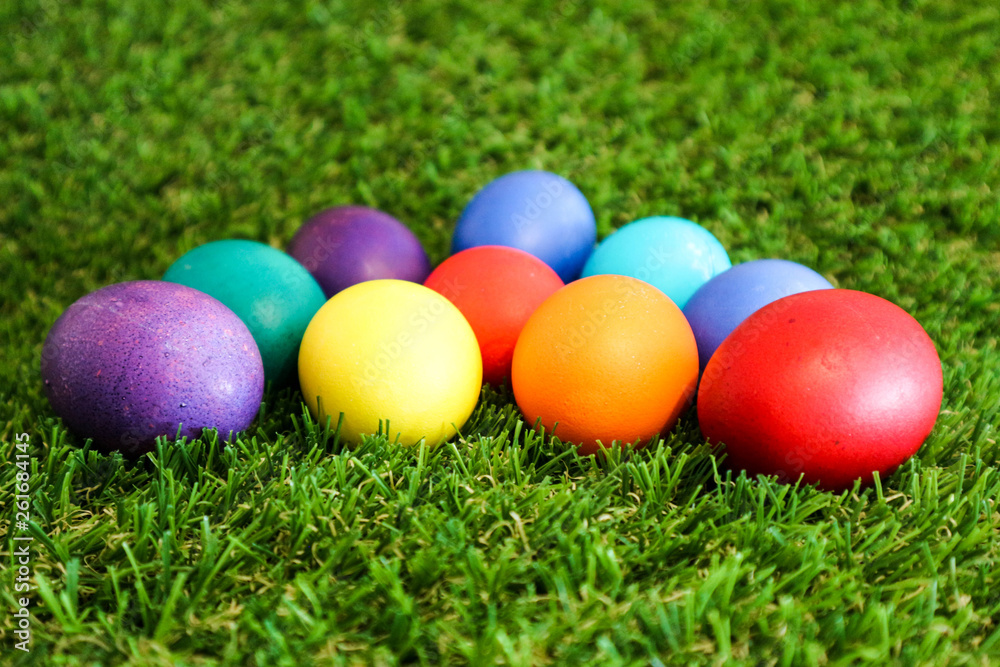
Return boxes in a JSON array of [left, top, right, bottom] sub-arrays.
[[1, 0, 999, 664]]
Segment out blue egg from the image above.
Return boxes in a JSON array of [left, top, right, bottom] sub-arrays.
[[683, 259, 834, 370], [581, 216, 730, 309], [452, 170, 597, 282]]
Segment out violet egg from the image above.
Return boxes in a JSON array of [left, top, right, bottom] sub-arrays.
[[287, 205, 431, 298], [41, 281, 264, 457]]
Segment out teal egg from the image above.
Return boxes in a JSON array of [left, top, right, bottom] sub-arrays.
[[164, 240, 327, 386], [581, 216, 731, 309]]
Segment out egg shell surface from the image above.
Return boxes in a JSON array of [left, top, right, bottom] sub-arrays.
[[581, 216, 731, 309], [451, 170, 597, 282], [512, 274, 699, 455], [164, 239, 326, 386], [424, 245, 564, 387], [683, 258, 833, 370], [41, 280, 264, 457], [287, 205, 431, 298], [697, 289, 943, 491], [298, 279, 482, 446]]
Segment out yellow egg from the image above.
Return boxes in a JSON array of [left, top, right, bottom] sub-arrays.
[[299, 279, 482, 446]]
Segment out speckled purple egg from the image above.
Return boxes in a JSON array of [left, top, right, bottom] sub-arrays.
[[287, 205, 432, 298], [41, 281, 264, 457]]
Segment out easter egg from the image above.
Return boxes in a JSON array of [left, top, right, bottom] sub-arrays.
[[581, 216, 731, 309], [683, 259, 833, 370], [298, 280, 482, 446], [451, 170, 597, 282], [698, 289, 943, 491], [511, 274, 699, 455], [163, 239, 327, 385], [424, 246, 564, 387], [41, 281, 264, 457], [287, 205, 432, 298]]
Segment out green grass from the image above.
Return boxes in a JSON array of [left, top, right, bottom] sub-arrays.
[[2, 0, 1000, 664]]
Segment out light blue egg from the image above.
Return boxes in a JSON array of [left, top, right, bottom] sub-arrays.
[[581, 216, 731, 308]]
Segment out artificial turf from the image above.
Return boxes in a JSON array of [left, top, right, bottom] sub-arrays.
[[2, 0, 1000, 664]]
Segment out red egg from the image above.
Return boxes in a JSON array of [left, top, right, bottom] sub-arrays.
[[424, 246, 564, 387], [698, 289, 943, 491]]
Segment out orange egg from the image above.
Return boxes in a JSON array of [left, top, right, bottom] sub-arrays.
[[512, 274, 699, 455]]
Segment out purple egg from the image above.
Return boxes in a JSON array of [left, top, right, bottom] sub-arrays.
[[287, 205, 432, 298], [41, 281, 264, 457], [683, 259, 834, 371]]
